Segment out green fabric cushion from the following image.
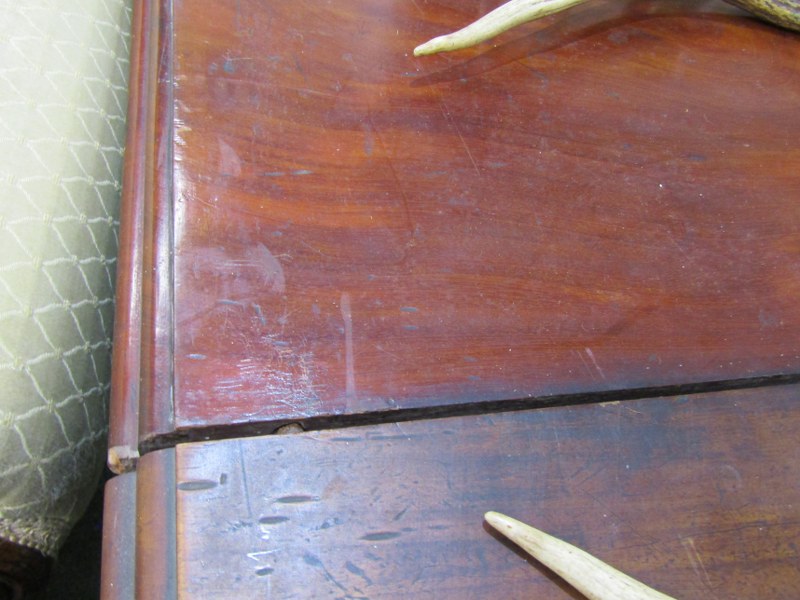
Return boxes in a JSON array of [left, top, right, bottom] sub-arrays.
[[0, 0, 132, 557]]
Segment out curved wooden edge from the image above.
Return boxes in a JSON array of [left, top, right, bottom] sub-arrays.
[[102, 451, 178, 600], [135, 449, 177, 600], [137, 0, 177, 448], [108, 0, 153, 474], [100, 473, 137, 600], [109, 0, 177, 472]]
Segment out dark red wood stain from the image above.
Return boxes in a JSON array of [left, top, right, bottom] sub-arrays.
[[105, 3, 800, 597], [173, 385, 800, 598], [146, 0, 800, 432]]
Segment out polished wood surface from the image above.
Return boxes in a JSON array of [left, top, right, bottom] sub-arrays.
[[105, 0, 800, 444], [170, 384, 800, 599], [139, 0, 179, 451], [104, 3, 800, 596], [108, 0, 153, 474]]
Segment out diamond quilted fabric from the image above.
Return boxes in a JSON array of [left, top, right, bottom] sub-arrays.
[[0, 0, 132, 556]]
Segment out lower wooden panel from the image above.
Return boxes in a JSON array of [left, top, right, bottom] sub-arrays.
[[135, 449, 177, 600], [100, 472, 137, 600], [173, 384, 800, 599]]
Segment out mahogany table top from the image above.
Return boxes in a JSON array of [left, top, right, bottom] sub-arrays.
[[102, 3, 800, 597], [111, 0, 800, 453], [106, 384, 800, 599]]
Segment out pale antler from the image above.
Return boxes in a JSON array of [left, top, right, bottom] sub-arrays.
[[485, 512, 677, 600], [414, 0, 588, 56]]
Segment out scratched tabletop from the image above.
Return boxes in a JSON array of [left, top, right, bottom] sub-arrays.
[[113, 384, 800, 599], [104, 1, 800, 597], [119, 0, 800, 447]]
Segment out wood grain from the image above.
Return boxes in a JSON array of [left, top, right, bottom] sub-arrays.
[[173, 384, 800, 599], [170, 0, 800, 434], [120, 0, 800, 442]]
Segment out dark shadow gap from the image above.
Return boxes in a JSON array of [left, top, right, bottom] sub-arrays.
[[140, 372, 800, 453]]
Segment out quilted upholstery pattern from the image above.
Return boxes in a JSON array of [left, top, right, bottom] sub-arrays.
[[0, 0, 132, 556]]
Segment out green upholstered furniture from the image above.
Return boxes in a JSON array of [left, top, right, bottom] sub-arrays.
[[0, 1, 132, 595]]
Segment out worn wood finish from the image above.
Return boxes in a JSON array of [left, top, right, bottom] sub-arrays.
[[134, 449, 177, 600], [100, 472, 137, 600], [145, 0, 800, 438], [173, 385, 800, 599]]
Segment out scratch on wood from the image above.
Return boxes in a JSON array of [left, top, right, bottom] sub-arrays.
[[360, 531, 402, 542], [303, 553, 350, 594], [585, 347, 606, 380], [439, 99, 480, 176], [345, 561, 374, 585], [275, 494, 319, 504], [341, 292, 357, 402], [237, 439, 253, 519], [681, 537, 714, 589]]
